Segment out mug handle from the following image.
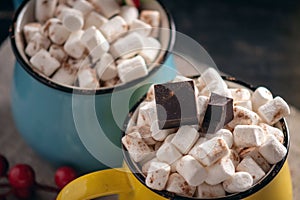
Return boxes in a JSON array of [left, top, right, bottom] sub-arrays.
[[56, 168, 133, 200]]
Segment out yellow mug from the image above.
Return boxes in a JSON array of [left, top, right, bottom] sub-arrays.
[[57, 77, 293, 200]]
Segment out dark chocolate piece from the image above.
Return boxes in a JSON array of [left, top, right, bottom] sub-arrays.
[[154, 81, 198, 129], [201, 93, 234, 133]]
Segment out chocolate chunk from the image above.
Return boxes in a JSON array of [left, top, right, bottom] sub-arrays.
[[201, 93, 234, 133], [154, 81, 198, 129]]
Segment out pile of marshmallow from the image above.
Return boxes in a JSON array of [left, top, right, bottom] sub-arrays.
[[122, 68, 290, 198], [23, 0, 161, 89]]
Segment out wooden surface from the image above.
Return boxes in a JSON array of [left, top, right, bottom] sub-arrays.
[[0, 38, 299, 200]]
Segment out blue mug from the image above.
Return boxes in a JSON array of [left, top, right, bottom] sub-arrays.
[[10, 0, 176, 173]]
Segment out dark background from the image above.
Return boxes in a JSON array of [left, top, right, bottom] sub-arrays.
[[1, 0, 300, 108]]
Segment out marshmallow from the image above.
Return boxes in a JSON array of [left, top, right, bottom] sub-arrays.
[[227, 106, 260, 128], [142, 158, 158, 175], [156, 143, 182, 165], [25, 32, 51, 57], [239, 147, 271, 173], [73, 0, 94, 16], [205, 157, 235, 185], [223, 172, 253, 193], [191, 137, 229, 167], [130, 19, 152, 37], [122, 132, 153, 162], [164, 133, 175, 144], [110, 32, 144, 59], [196, 95, 209, 126], [228, 149, 240, 168], [66, 0, 79, 6], [55, 4, 71, 19], [100, 16, 128, 43], [237, 156, 265, 184], [52, 63, 78, 85], [64, 30, 86, 59], [30, 49, 60, 77], [77, 68, 99, 89], [35, 0, 58, 23], [84, 12, 108, 30], [102, 77, 120, 87], [259, 134, 287, 164], [146, 161, 170, 191], [139, 37, 161, 64], [137, 101, 157, 126], [259, 123, 284, 144], [95, 53, 117, 81], [81, 26, 109, 61], [252, 86, 273, 111], [23, 23, 41, 43], [62, 8, 84, 32], [151, 120, 175, 141], [145, 85, 155, 101], [137, 125, 157, 146], [117, 55, 148, 83], [154, 142, 163, 151], [230, 88, 251, 101], [120, 6, 139, 25], [173, 75, 193, 83], [233, 100, 252, 111], [140, 10, 160, 37], [170, 159, 180, 173], [188, 137, 207, 156], [171, 126, 199, 154], [49, 45, 68, 62], [206, 129, 233, 148], [233, 125, 265, 148], [196, 183, 226, 198], [90, 0, 120, 18], [42, 18, 71, 45], [166, 173, 196, 197], [258, 97, 290, 125], [67, 56, 91, 69], [176, 155, 207, 186]]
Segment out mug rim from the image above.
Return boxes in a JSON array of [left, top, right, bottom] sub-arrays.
[[9, 0, 176, 95], [122, 76, 290, 200]]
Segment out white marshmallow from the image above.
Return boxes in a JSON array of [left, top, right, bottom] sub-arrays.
[[30, 49, 60, 77], [73, 0, 94, 16], [142, 158, 158, 175], [110, 32, 144, 59], [120, 6, 139, 25], [205, 157, 235, 185], [259, 123, 284, 144], [62, 8, 84, 32], [100, 16, 128, 43], [228, 149, 240, 168], [137, 101, 157, 126], [139, 37, 161, 64], [206, 129, 233, 148], [64, 30, 86, 59], [191, 137, 229, 167], [67, 57, 91, 69], [81, 26, 109, 61], [140, 10, 160, 37], [196, 183, 226, 198], [25, 32, 51, 57], [258, 97, 290, 125], [173, 75, 193, 83], [42, 18, 71, 45], [35, 0, 58, 23], [233, 100, 253, 111], [95, 53, 117, 81], [223, 172, 253, 193], [156, 143, 182, 165], [176, 155, 207, 186], [122, 132, 153, 163], [164, 133, 175, 144], [170, 159, 180, 173], [237, 156, 265, 184], [146, 161, 170, 191], [239, 147, 271, 173], [196, 95, 209, 126], [252, 87, 273, 111], [77, 68, 99, 89], [145, 85, 155, 101], [52, 63, 78, 85], [171, 126, 199, 154], [227, 106, 260, 129], [130, 19, 152, 37], [188, 137, 207, 156], [259, 134, 287, 164], [166, 173, 196, 197], [84, 12, 108, 30], [55, 4, 71, 20], [90, 0, 120, 18], [23, 23, 41, 43], [151, 120, 175, 141], [137, 125, 157, 146], [233, 125, 265, 148], [49, 45, 68, 62], [117, 55, 148, 83], [66, 0, 79, 6], [230, 88, 251, 101]]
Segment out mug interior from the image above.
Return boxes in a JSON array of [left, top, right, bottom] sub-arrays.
[[10, 0, 176, 93], [122, 76, 290, 200]]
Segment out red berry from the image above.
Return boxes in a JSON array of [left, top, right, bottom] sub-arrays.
[[0, 155, 9, 177], [13, 188, 33, 199], [8, 164, 35, 189], [55, 166, 77, 189], [133, 0, 140, 8]]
